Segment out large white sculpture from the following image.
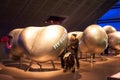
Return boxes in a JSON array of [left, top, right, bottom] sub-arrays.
[[103, 25, 117, 34], [108, 32, 120, 50], [68, 24, 108, 55], [9, 25, 68, 62], [103, 25, 120, 50], [79, 24, 108, 54], [8, 28, 25, 60]]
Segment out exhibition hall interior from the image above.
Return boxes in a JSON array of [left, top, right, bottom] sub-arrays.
[[0, 0, 120, 80]]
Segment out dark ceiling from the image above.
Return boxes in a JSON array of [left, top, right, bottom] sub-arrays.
[[0, 0, 118, 37]]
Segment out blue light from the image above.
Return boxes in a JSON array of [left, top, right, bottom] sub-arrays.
[[99, 9, 120, 20], [97, 0, 120, 31], [116, 0, 120, 5], [99, 23, 120, 31]]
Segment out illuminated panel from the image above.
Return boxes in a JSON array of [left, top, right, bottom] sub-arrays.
[[97, 0, 120, 31], [116, 0, 120, 5], [98, 9, 120, 20]]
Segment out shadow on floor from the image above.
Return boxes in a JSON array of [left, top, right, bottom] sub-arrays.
[[1, 60, 60, 72], [0, 60, 82, 80]]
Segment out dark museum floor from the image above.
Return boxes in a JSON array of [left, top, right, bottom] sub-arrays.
[[0, 54, 120, 80]]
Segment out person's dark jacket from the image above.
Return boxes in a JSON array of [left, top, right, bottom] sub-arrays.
[[69, 39, 79, 51]]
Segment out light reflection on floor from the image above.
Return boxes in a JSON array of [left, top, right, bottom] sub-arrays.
[[0, 54, 120, 80]]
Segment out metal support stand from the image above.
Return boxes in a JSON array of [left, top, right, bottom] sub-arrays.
[[26, 60, 42, 71], [86, 53, 88, 61], [25, 60, 55, 71], [90, 53, 95, 63], [51, 60, 55, 70], [26, 60, 33, 71], [80, 52, 82, 59], [90, 54, 93, 63], [37, 62, 42, 71], [99, 54, 103, 61], [19, 58, 22, 68]]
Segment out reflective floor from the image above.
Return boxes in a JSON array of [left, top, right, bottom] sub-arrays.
[[0, 54, 120, 80]]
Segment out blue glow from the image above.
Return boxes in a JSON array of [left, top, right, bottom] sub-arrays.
[[99, 9, 120, 20], [97, 0, 120, 31], [116, 0, 120, 5], [98, 23, 120, 31]]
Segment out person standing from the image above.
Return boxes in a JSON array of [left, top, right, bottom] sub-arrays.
[[69, 34, 80, 69]]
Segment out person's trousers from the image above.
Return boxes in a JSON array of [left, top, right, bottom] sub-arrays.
[[74, 54, 80, 68]]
